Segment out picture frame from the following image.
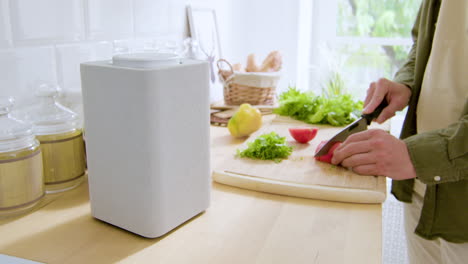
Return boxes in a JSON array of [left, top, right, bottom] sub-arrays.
[[186, 5, 222, 83]]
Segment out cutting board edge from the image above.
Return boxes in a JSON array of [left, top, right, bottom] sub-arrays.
[[212, 170, 387, 204]]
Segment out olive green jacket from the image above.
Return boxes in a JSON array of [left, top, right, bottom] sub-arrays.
[[392, 0, 468, 243]]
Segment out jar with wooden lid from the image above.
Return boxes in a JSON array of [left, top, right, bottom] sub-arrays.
[[0, 97, 44, 217], [27, 84, 86, 193]]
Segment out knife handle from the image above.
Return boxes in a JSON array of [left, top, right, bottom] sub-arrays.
[[362, 99, 389, 125]]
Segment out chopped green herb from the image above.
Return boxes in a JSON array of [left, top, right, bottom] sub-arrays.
[[236, 132, 293, 163]]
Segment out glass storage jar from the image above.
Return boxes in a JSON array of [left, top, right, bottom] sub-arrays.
[[27, 84, 86, 193], [0, 97, 44, 218]]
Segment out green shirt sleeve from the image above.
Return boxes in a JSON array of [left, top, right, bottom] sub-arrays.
[[393, 3, 422, 89], [404, 100, 468, 185], [394, 45, 417, 89]]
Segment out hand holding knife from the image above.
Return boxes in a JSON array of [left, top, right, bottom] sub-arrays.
[[314, 99, 389, 157]]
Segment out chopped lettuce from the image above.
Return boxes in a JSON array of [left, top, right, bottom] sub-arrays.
[[236, 132, 293, 163], [274, 86, 363, 126]]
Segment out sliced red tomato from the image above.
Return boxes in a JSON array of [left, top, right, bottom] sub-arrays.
[[314, 141, 342, 164], [288, 127, 318, 143]]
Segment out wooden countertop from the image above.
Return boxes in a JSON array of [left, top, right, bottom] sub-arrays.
[[0, 124, 383, 264]]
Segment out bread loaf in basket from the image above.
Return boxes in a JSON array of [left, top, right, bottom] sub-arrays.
[[217, 57, 281, 105]]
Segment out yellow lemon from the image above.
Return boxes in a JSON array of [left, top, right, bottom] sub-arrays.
[[227, 103, 262, 138]]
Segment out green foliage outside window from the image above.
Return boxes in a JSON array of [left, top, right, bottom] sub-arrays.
[[337, 0, 422, 69]]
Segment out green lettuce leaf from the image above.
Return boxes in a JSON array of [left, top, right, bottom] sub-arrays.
[[274, 86, 363, 126]]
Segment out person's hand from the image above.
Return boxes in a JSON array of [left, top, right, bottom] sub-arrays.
[[364, 78, 411, 123], [331, 129, 417, 180]]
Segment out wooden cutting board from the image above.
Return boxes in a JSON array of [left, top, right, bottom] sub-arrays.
[[212, 116, 387, 204]]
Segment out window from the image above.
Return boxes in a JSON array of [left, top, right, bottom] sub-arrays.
[[298, 0, 421, 99]]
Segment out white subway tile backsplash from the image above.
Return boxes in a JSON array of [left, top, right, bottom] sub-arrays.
[[86, 0, 133, 40], [0, 0, 190, 108], [56, 41, 113, 93], [133, 0, 170, 36], [9, 0, 84, 45], [0, 0, 12, 48], [0, 47, 57, 102]]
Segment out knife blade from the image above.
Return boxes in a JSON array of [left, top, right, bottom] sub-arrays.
[[314, 99, 389, 157]]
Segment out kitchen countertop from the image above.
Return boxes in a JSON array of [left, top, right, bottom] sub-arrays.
[[0, 123, 383, 264]]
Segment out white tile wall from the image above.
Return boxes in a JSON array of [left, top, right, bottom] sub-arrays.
[[9, 0, 85, 45], [0, 0, 192, 111], [56, 41, 113, 92], [0, 0, 237, 111], [0, 0, 12, 48], [133, 0, 170, 36], [86, 0, 133, 40], [0, 47, 57, 100]]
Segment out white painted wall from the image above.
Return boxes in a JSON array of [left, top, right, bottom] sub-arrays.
[[227, 0, 301, 94]]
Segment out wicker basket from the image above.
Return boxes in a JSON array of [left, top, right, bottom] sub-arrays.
[[217, 59, 281, 105]]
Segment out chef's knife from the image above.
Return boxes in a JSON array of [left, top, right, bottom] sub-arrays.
[[314, 99, 389, 157]]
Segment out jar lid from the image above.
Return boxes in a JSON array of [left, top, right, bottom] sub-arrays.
[[112, 52, 180, 68], [27, 83, 78, 135], [0, 97, 36, 152]]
